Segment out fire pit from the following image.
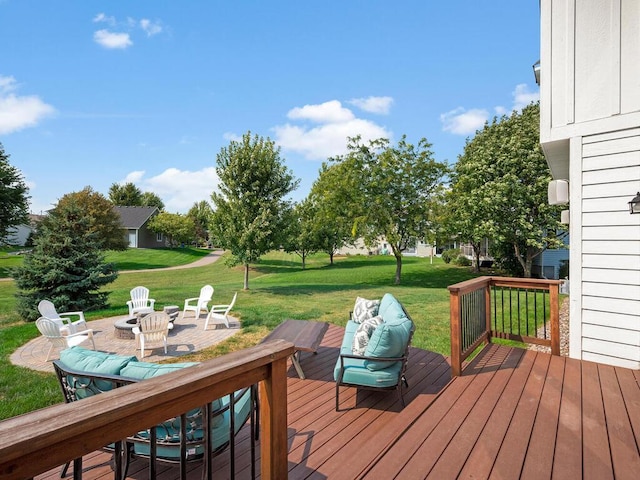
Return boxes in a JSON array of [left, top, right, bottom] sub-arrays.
[[114, 317, 139, 340]]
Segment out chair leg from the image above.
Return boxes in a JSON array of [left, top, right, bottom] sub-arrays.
[[45, 343, 55, 362], [139, 337, 145, 358]]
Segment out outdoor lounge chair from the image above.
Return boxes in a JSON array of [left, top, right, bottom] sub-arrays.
[[132, 312, 174, 358], [334, 293, 415, 411], [182, 284, 214, 322], [52, 347, 259, 479], [37, 299, 88, 334], [127, 286, 155, 317], [35, 317, 95, 361], [204, 292, 237, 330]]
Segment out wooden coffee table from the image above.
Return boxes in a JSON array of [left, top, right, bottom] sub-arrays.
[[261, 319, 329, 379]]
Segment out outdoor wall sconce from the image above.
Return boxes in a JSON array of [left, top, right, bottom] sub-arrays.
[[629, 192, 640, 214], [533, 60, 541, 86], [561, 210, 569, 224]]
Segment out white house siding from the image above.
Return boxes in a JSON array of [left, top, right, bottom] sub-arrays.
[[540, 0, 640, 369], [579, 132, 640, 368]]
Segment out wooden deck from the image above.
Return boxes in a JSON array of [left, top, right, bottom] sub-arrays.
[[36, 324, 640, 480]]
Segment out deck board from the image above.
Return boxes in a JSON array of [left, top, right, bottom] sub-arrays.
[[35, 324, 640, 480]]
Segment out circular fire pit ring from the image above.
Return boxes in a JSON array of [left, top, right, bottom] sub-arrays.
[[114, 317, 139, 340]]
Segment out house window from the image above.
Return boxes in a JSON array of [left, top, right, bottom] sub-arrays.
[[156, 233, 163, 242]]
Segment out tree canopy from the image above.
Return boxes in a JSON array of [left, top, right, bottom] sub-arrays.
[[109, 182, 164, 209], [0, 143, 30, 245], [210, 131, 298, 289], [56, 187, 128, 251], [147, 211, 195, 247], [329, 135, 448, 284], [187, 201, 213, 246], [14, 198, 118, 321], [448, 102, 564, 277]]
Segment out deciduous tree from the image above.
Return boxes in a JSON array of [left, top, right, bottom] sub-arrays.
[[0, 143, 29, 245], [449, 103, 564, 277], [210, 132, 298, 289], [56, 187, 128, 251], [282, 199, 318, 269], [147, 211, 195, 247], [187, 201, 213, 246], [334, 135, 448, 284]]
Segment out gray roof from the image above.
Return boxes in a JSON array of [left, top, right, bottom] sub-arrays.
[[113, 206, 159, 229]]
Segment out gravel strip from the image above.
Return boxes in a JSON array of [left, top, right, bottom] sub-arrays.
[[528, 296, 570, 356]]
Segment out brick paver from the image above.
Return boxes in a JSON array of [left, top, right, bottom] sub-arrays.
[[11, 312, 240, 372]]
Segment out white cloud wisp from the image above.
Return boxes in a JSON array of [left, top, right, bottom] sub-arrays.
[[440, 107, 488, 135], [0, 75, 55, 134]]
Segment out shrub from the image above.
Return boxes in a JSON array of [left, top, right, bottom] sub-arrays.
[[454, 255, 472, 267], [441, 249, 459, 264]]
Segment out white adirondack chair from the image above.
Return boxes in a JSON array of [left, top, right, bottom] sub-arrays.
[[37, 300, 87, 334], [182, 285, 214, 321], [36, 317, 95, 361], [127, 286, 155, 317], [204, 292, 237, 330], [132, 312, 174, 358]]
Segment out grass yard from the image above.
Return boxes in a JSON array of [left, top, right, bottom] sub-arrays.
[[0, 250, 481, 420]]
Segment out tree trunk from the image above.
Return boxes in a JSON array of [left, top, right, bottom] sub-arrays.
[[329, 252, 334, 265], [301, 253, 306, 270], [243, 263, 250, 290], [473, 242, 481, 273], [394, 252, 403, 285]]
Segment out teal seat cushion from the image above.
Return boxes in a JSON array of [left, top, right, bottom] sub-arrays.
[[130, 387, 254, 461], [334, 356, 401, 388], [120, 361, 199, 380], [364, 317, 413, 371], [60, 347, 137, 376]]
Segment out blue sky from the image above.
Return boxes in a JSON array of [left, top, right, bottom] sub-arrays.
[[0, 1, 540, 214]]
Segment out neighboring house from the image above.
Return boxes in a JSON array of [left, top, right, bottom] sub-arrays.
[[114, 206, 163, 249], [336, 238, 435, 257], [531, 232, 570, 280], [539, 0, 640, 368], [4, 214, 44, 246]]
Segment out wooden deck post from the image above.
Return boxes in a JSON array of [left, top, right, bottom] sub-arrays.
[[260, 356, 289, 480], [549, 282, 560, 355], [449, 288, 462, 377]]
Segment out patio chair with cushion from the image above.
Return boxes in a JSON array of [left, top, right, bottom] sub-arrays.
[[132, 312, 174, 358], [37, 299, 88, 334], [204, 292, 237, 330], [182, 284, 214, 322], [334, 293, 415, 411], [35, 317, 96, 362], [127, 286, 155, 317]]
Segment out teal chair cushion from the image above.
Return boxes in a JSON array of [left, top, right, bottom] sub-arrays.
[[335, 356, 402, 388], [120, 361, 199, 380], [363, 317, 413, 371], [60, 347, 137, 376], [130, 387, 254, 461]]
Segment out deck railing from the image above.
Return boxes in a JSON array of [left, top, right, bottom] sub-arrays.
[[0, 339, 294, 480], [448, 276, 561, 376]]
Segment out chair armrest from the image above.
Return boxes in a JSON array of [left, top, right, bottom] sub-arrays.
[[148, 299, 155, 308], [59, 311, 86, 323], [209, 304, 230, 311], [67, 329, 94, 339], [132, 327, 140, 335]]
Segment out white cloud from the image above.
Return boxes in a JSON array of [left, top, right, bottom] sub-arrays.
[[287, 100, 355, 124], [512, 83, 539, 111], [122, 167, 219, 213], [140, 19, 162, 37], [93, 13, 116, 25], [223, 132, 242, 142], [348, 96, 394, 115], [94, 29, 133, 49], [494, 106, 508, 116], [440, 107, 488, 135], [274, 112, 391, 160], [0, 75, 55, 134]]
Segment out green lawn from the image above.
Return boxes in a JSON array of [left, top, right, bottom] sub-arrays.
[[0, 251, 481, 420], [0, 246, 211, 278]]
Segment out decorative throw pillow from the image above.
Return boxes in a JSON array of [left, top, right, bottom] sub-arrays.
[[352, 296, 380, 323], [352, 315, 384, 355]]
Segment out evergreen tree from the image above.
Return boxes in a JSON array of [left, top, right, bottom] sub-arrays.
[[0, 142, 30, 245], [14, 199, 118, 321]]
